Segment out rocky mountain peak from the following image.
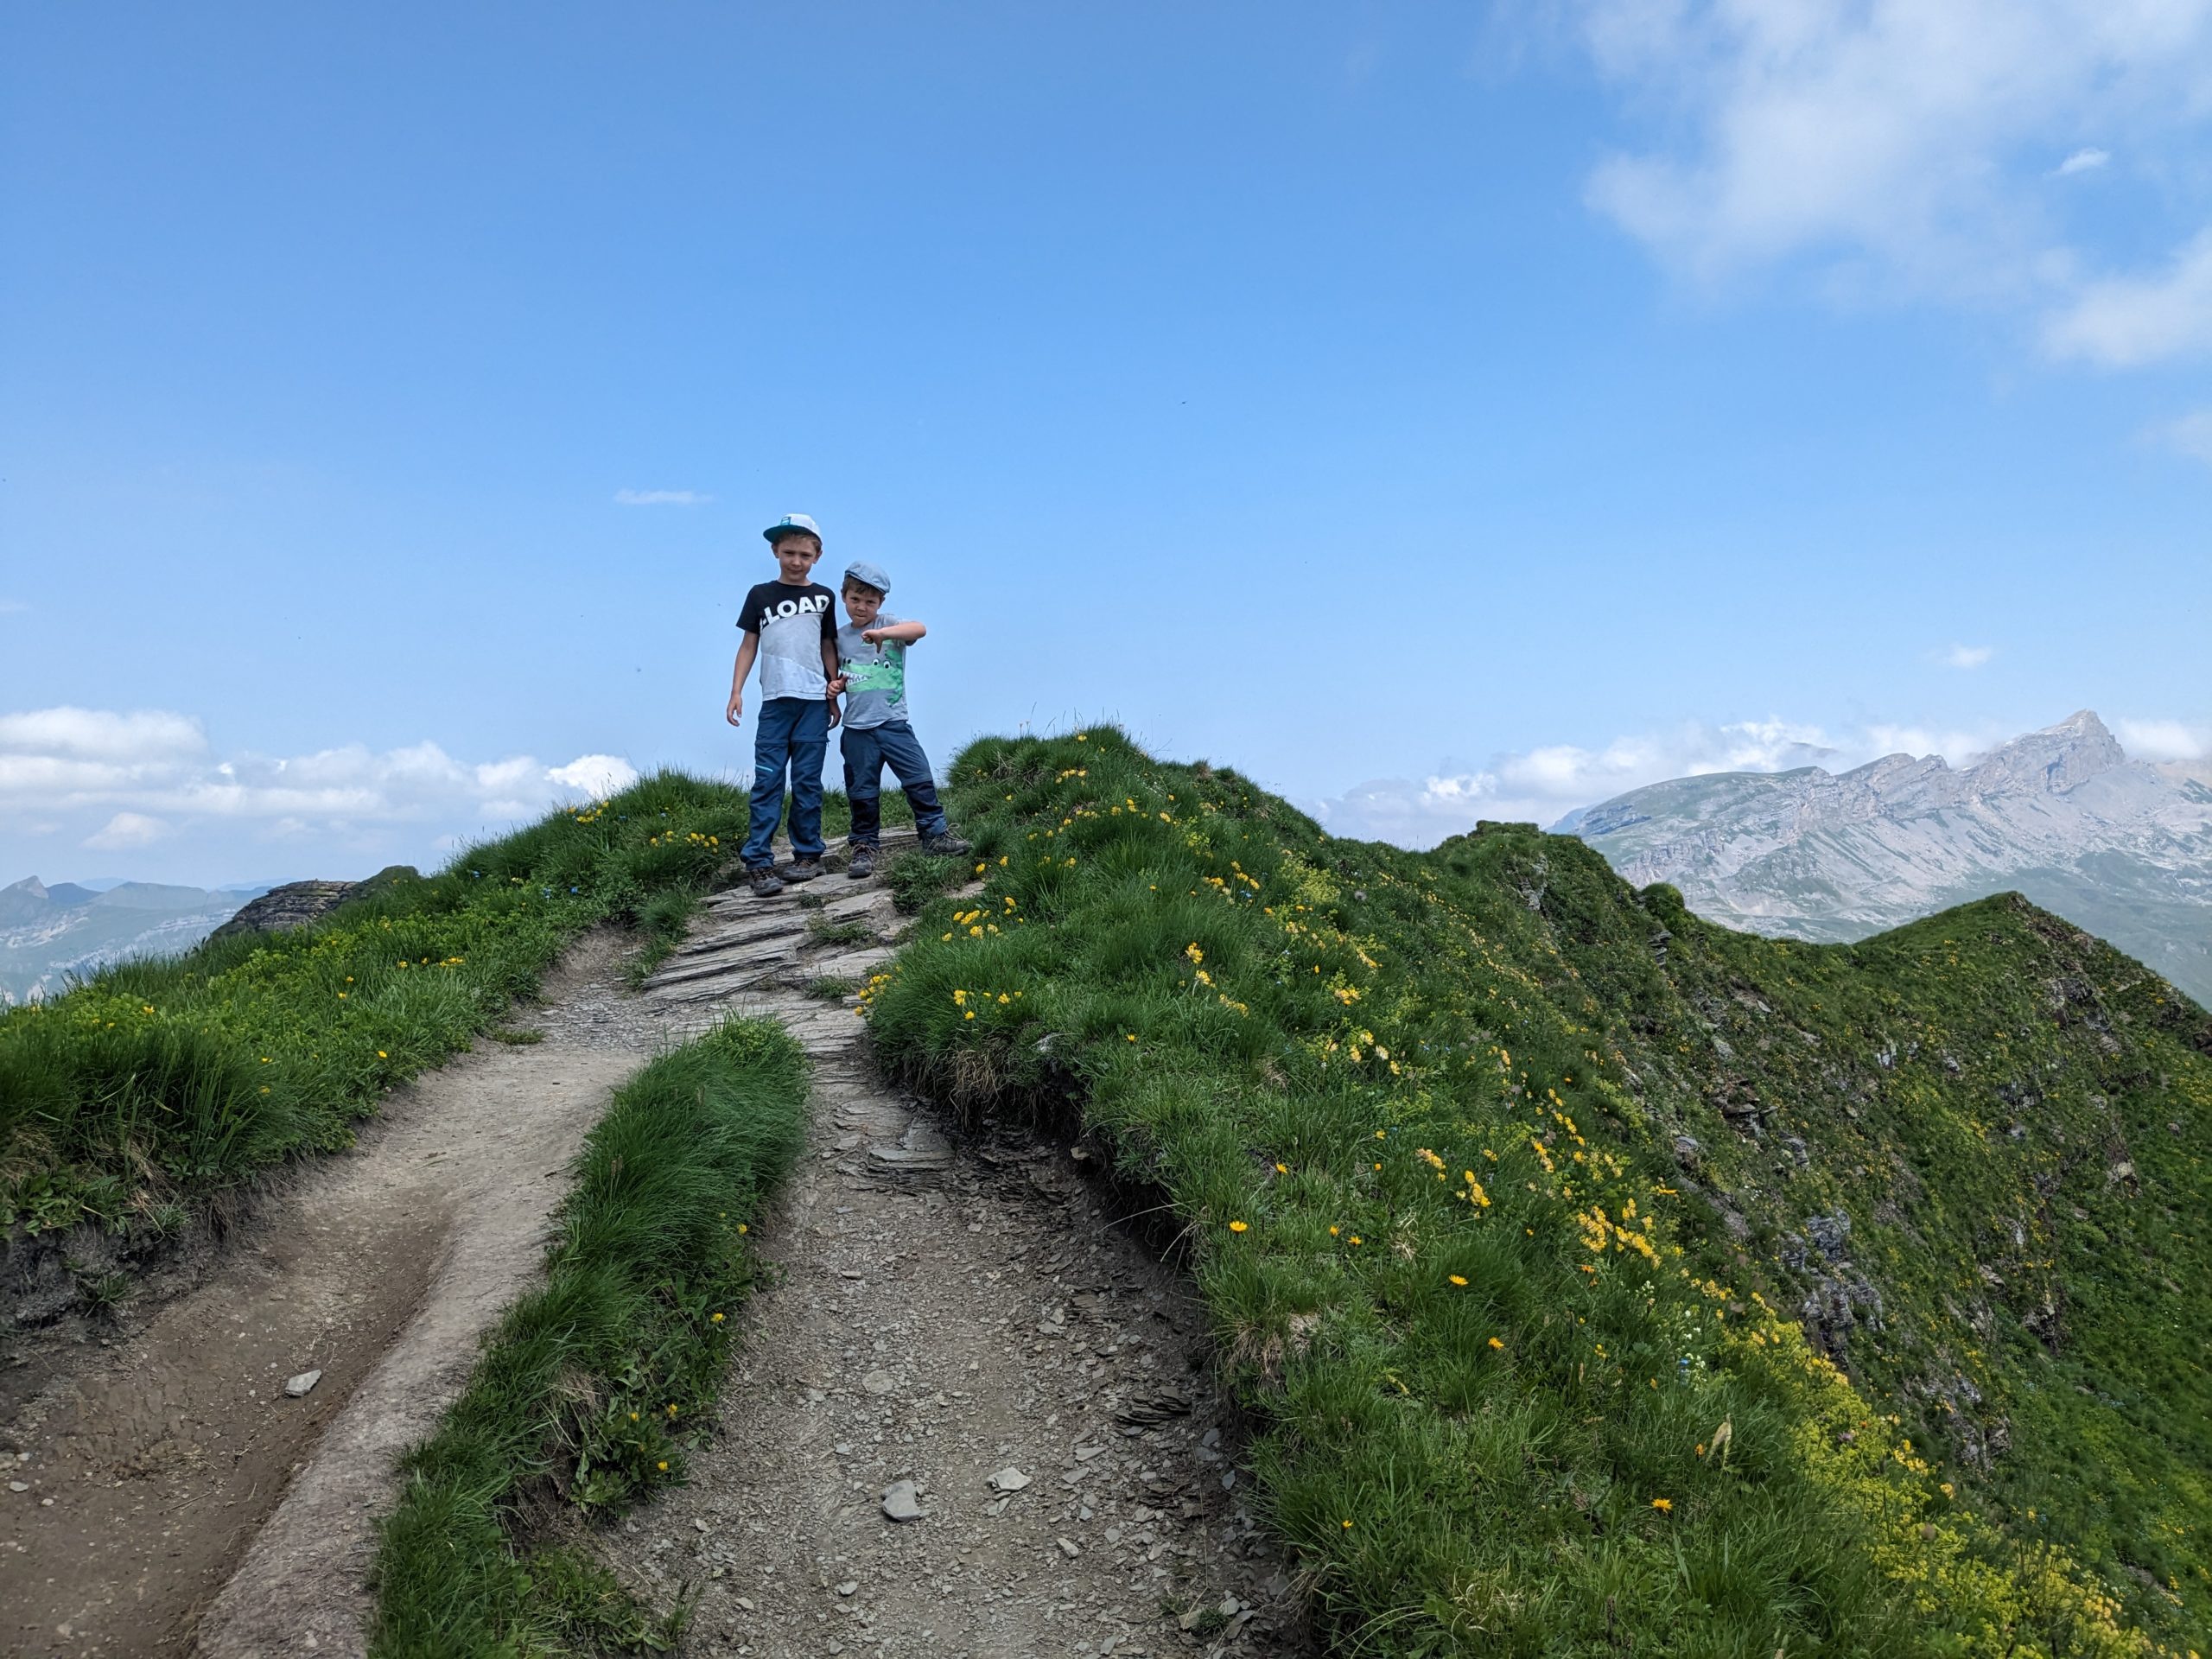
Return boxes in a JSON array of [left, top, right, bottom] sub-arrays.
[[1964, 709, 2125, 798], [1563, 709, 2210, 1004], [0, 877, 53, 928]]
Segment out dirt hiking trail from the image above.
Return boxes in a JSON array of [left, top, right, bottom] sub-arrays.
[[3, 832, 1308, 1657], [596, 874, 1310, 1659], [2, 936, 639, 1656]]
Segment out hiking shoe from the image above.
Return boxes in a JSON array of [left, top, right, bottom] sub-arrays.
[[746, 868, 785, 899], [918, 831, 972, 857], [784, 856, 823, 882], [845, 845, 876, 880]]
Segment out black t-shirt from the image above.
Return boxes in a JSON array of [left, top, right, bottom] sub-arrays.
[[737, 580, 837, 699]]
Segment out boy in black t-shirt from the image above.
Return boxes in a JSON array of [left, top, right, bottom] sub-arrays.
[[727, 513, 842, 897]]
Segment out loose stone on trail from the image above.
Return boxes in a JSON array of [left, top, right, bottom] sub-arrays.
[[861, 1368, 897, 1395], [283, 1370, 322, 1398], [880, 1479, 923, 1522], [987, 1465, 1032, 1492]]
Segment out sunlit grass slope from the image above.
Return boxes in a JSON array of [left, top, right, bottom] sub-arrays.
[[860, 728, 2209, 1656], [0, 774, 908, 1245]]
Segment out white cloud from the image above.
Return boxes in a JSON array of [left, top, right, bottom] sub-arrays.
[[1859, 723, 1998, 765], [1573, 0, 2212, 358], [0, 706, 641, 849], [2043, 227, 2212, 365], [546, 754, 642, 798], [2115, 716, 2210, 760], [1938, 643, 1995, 668], [613, 488, 714, 506], [0, 707, 207, 765], [1308, 716, 1855, 846], [86, 811, 173, 850], [2158, 407, 2212, 464]]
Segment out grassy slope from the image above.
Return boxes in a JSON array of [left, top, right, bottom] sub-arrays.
[[858, 730, 2209, 1656], [0, 776, 908, 1248], [371, 1016, 809, 1656]]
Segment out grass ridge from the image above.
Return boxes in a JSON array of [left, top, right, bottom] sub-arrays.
[[856, 728, 2207, 1656]]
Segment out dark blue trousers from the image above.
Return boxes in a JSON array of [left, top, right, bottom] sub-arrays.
[[741, 697, 829, 868], [841, 720, 949, 845]]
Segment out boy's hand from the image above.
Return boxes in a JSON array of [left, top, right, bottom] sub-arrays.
[[827, 674, 849, 696], [861, 628, 887, 645], [826, 696, 842, 732], [725, 692, 743, 727]]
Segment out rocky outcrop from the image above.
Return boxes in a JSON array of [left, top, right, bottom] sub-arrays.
[[209, 881, 359, 938], [210, 867, 421, 940]]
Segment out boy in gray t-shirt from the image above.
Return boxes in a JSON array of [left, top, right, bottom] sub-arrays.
[[727, 514, 842, 897], [830, 560, 969, 879]]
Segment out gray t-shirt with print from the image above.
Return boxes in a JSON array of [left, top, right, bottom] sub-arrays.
[[737, 580, 836, 702], [836, 614, 911, 730]]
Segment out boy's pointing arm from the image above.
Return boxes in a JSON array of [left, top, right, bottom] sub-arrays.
[[862, 619, 927, 645]]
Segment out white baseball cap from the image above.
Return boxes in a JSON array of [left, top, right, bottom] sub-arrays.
[[762, 512, 823, 544]]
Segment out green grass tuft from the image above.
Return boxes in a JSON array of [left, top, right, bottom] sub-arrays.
[[805, 916, 876, 948], [885, 851, 963, 915], [368, 1015, 808, 1657]]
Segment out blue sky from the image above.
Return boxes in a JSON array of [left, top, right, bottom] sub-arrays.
[[3, 3, 2209, 884]]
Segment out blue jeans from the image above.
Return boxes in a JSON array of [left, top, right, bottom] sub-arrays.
[[741, 697, 829, 868], [841, 720, 949, 846]]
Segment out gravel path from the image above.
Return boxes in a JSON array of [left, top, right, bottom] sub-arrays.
[[594, 846, 1311, 1659]]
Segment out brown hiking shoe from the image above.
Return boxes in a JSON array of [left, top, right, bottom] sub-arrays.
[[845, 845, 876, 880], [747, 868, 785, 899], [785, 857, 823, 882]]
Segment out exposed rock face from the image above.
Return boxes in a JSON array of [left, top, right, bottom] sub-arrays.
[[209, 880, 360, 939], [1561, 712, 2212, 1005], [210, 868, 421, 940]]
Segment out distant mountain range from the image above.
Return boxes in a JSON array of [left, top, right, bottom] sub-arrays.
[[1557, 710, 2212, 1006], [0, 877, 266, 1007]]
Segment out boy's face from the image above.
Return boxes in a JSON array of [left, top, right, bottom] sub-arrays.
[[842, 582, 885, 628], [770, 534, 823, 583]]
